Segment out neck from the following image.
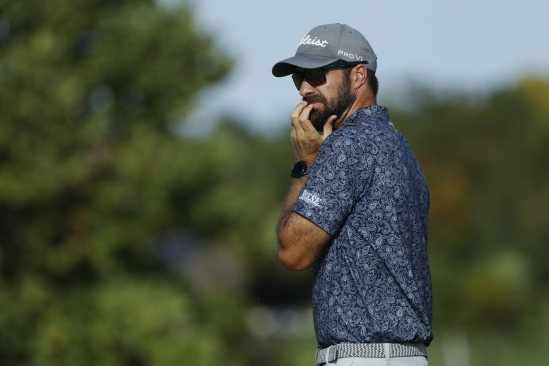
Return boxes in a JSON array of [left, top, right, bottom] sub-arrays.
[[333, 95, 377, 130]]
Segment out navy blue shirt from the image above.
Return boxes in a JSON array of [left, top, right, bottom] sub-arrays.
[[293, 105, 433, 348]]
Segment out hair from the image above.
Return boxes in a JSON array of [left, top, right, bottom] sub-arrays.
[[342, 65, 379, 97], [367, 69, 379, 97]]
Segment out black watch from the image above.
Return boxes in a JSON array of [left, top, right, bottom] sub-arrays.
[[290, 161, 310, 178]]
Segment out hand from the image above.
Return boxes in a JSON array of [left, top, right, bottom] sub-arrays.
[[290, 101, 337, 165]]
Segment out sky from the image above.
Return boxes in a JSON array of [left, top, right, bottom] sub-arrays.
[[159, 0, 549, 135]]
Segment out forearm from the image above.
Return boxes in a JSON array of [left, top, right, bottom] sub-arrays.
[[276, 175, 307, 245], [275, 102, 335, 270]]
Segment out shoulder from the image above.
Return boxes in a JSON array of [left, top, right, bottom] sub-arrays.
[[321, 123, 374, 155], [315, 130, 367, 174], [313, 127, 376, 180]]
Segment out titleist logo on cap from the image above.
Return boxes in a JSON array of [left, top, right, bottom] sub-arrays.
[[298, 34, 329, 48]]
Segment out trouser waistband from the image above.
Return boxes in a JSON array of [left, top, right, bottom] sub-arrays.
[[315, 342, 427, 365]]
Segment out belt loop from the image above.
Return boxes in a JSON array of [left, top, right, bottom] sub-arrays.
[[384, 343, 390, 364]]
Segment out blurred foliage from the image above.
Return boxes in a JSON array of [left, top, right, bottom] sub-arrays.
[[392, 79, 549, 335], [1, 0, 548, 365]]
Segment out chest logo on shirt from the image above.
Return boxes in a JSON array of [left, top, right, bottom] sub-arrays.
[[300, 190, 322, 207]]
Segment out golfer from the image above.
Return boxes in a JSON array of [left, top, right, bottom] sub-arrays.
[[273, 23, 433, 366]]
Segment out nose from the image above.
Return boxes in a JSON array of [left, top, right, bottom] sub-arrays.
[[299, 79, 316, 97]]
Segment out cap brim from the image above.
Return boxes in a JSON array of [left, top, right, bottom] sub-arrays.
[[272, 54, 339, 77]]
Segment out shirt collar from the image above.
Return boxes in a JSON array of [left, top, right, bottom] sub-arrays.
[[344, 105, 391, 126]]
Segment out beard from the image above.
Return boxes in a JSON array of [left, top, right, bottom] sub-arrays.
[[303, 72, 356, 131]]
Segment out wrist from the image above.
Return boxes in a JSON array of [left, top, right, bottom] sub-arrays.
[[295, 155, 317, 166]]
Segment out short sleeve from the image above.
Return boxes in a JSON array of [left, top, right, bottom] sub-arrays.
[[293, 132, 372, 235]]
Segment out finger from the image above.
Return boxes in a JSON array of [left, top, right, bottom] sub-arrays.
[[291, 127, 298, 153], [322, 115, 337, 139], [290, 101, 308, 134], [297, 104, 315, 133]]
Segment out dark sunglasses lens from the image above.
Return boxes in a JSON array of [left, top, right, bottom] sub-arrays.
[[292, 73, 303, 90], [292, 69, 326, 90], [304, 69, 326, 86]]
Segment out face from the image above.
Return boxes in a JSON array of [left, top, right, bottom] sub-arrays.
[[299, 67, 356, 131]]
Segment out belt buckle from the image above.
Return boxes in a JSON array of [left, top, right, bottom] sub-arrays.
[[327, 345, 338, 363]]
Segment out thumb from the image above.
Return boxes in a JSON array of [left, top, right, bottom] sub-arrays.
[[323, 115, 337, 139]]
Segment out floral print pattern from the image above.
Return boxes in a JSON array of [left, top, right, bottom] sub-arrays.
[[294, 105, 433, 348]]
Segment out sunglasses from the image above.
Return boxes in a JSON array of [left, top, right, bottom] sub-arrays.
[[291, 61, 368, 90]]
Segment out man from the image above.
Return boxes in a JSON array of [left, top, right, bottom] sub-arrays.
[[272, 24, 433, 366]]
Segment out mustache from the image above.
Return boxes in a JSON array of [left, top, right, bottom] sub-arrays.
[[302, 95, 326, 104]]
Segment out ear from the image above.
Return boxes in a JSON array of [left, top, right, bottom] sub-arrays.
[[352, 64, 368, 90]]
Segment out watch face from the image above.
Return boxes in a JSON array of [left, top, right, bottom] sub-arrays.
[[291, 161, 308, 177]]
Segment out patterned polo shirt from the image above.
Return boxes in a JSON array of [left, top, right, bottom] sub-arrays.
[[293, 105, 433, 348]]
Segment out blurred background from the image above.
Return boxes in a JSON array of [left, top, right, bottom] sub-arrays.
[[0, 0, 548, 365]]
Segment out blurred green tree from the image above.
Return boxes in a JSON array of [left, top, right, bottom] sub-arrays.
[[0, 0, 256, 364]]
